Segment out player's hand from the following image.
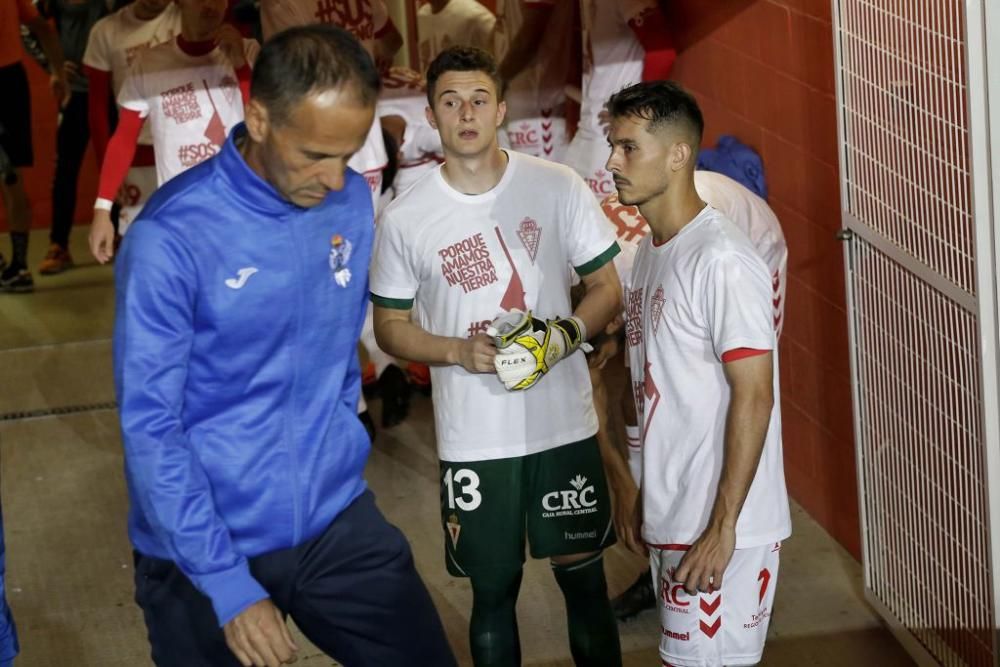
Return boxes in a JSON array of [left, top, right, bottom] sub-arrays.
[[49, 71, 70, 108], [223, 599, 298, 667], [89, 209, 116, 264], [674, 523, 736, 596], [217, 24, 246, 69], [626, 492, 647, 557], [458, 334, 497, 373], [605, 314, 624, 337], [490, 310, 586, 391], [612, 476, 641, 554], [63, 61, 79, 81], [587, 332, 620, 370]]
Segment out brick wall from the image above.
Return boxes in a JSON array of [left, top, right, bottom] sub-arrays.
[[669, 0, 860, 558]]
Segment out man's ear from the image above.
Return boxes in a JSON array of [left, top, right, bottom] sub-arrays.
[[425, 104, 438, 130], [668, 140, 695, 173], [244, 98, 270, 143], [495, 99, 507, 128]]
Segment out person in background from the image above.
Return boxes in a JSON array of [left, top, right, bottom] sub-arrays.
[[0, 0, 69, 292], [37, 0, 110, 275], [88, 0, 257, 263], [495, 0, 573, 162], [82, 0, 181, 256], [563, 0, 675, 198], [417, 0, 495, 72]]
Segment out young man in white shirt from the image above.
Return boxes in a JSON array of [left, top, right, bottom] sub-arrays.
[[606, 80, 791, 667], [417, 0, 495, 72], [598, 171, 789, 621], [88, 0, 257, 262], [371, 46, 624, 667]]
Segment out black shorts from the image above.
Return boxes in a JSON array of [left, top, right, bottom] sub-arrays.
[[0, 63, 32, 168]]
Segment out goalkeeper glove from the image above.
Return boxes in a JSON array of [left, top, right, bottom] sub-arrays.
[[488, 310, 589, 391]]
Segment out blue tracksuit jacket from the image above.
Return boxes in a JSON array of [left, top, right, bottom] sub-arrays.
[[113, 124, 373, 626]]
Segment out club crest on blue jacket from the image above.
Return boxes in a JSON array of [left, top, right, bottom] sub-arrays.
[[330, 234, 353, 287]]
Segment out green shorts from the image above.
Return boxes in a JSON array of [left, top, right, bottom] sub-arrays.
[[440, 437, 616, 577]]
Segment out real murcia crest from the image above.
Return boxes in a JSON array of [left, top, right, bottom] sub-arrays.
[[446, 513, 461, 548], [517, 217, 541, 263], [651, 285, 666, 333]]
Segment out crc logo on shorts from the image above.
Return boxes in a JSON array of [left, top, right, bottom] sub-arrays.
[[661, 567, 690, 614], [541, 475, 599, 518]]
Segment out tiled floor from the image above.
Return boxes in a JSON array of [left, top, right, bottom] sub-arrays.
[[0, 231, 915, 666]]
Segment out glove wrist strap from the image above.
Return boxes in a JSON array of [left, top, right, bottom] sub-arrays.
[[552, 315, 587, 353]]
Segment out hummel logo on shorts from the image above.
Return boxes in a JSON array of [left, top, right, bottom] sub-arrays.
[[225, 267, 258, 289]]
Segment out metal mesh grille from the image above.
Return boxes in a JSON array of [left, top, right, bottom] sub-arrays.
[[839, 0, 975, 294], [852, 239, 993, 666]]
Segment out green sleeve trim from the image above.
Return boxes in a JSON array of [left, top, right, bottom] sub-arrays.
[[575, 242, 621, 276], [370, 293, 414, 310]]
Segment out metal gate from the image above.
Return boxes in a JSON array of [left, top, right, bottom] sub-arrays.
[[835, 0, 1000, 664]]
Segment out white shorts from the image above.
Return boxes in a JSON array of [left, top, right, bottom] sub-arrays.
[[650, 542, 781, 667], [505, 114, 568, 163], [118, 165, 157, 236]]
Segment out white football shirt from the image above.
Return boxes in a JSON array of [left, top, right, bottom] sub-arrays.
[[417, 0, 496, 72], [370, 150, 619, 462], [260, 0, 389, 50], [83, 3, 181, 146], [603, 171, 788, 333], [564, 0, 657, 195], [117, 37, 260, 186], [626, 205, 791, 549]]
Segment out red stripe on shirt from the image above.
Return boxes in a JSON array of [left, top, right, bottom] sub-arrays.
[[721, 348, 769, 363]]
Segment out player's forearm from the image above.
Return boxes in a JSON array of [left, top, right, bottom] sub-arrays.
[[574, 276, 622, 343], [373, 315, 464, 367], [707, 383, 773, 530], [96, 109, 143, 204]]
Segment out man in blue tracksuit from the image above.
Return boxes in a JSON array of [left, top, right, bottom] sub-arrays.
[[113, 25, 455, 667]]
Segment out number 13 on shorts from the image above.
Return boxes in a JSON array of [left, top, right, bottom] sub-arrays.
[[443, 468, 482, 511]]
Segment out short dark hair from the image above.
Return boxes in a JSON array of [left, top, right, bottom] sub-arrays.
[[425, 46, 504, 105], [606, 81, 704, 145], [251, 25, 381, 124]]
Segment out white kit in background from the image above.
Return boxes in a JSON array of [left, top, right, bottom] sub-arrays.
[[83, 2, 181, 231], [378, 66, 443, 198], [118, 38, 259, 186], [564, 0, 658, 196], [494, 0, 572, 162], [417, 0, 495, 72]]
